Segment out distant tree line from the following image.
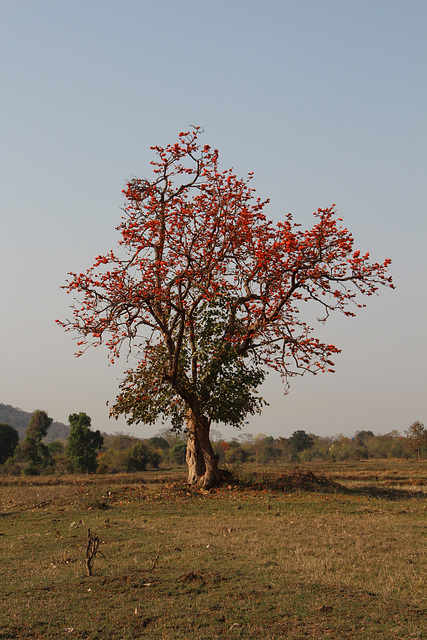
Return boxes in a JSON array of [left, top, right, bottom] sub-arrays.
[[0, 413, 426, 476], [0, 410, 186, 475], [216, 423, 427, 465]]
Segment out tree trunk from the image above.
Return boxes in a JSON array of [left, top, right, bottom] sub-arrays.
[[185, 409, 206, 484], [185, 408, 220, 489], [197, 415, 221, 489]]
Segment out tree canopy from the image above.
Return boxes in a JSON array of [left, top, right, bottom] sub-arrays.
[[289, 430, 315, 454], [66, 412, 104, 473], [58, 127, 393, 487], [13, 410, 53, 475], [405, 421, 427, 460], [0, 423, 19, 464]]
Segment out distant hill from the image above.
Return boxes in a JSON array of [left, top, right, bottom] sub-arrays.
[[0, 404, 70, 442]]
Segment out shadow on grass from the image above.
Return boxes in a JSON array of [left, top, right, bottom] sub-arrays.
[[221, 467, 427, 501], [340, 483, 426, 500]]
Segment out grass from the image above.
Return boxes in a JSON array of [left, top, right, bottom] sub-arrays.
[[0, 461, 426, 639]]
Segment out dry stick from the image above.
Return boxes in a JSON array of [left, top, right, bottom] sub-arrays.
[[150, 544, 161, 571], [86, 528, 100, 577]]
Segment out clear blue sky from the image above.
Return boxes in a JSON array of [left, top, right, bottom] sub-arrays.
[[1, 0, 426, 439]]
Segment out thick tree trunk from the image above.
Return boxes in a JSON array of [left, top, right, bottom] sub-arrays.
[[185, 416, 205, 484], [197, 415, 221, 489], [185, 408, 220, 489]]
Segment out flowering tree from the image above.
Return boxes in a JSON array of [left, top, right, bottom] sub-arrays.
[[58, 128, 393, 488]]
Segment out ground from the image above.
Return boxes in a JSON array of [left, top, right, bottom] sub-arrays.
[[0, 460, 425, 639]]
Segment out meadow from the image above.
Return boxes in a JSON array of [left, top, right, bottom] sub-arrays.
[[0, 460, 425, 639]]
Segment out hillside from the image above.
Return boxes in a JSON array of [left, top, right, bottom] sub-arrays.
[[0, 404, 70, 442]]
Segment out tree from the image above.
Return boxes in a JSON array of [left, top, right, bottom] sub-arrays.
[[170, 442, 187, 465], [253, 434, 280, 464], [224, 440, 250, 464], [354, 430, 374, 446], [13, 410, 53, 474], [58, 128, 394, 488], [66, 413, 104, 473], [405, 421, 427, 459], [148, 436, 169, 451], [288, 430, 315, 455], [0, 423, 19, 464], [126, 441, 151, 471], [26, 409, 52, 442]]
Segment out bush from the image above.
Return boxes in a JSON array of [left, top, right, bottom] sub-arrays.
[[126, 442, 150, 471], [170, 442, 187, 465], [225, 443, 249, 464], [97, 449, 128, 474]]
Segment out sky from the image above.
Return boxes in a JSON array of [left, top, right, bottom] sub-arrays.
[[1, 0, 426, 441]]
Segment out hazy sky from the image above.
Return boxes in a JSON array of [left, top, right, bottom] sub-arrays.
[[1, 0, 426, 440]]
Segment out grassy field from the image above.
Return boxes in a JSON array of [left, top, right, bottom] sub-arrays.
[[0, 461, 426, 639]]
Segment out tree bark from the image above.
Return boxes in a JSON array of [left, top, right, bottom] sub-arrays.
[[185, 408, 220, 488], [197, 415, 221, 489], [185, 409, 206, 484]]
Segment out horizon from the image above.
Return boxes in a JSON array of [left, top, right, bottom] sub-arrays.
[[1, 1, 425, 440], [0, 402, 414, 442]]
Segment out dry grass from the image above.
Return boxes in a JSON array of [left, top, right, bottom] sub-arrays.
[[0, 462, 426, 639]]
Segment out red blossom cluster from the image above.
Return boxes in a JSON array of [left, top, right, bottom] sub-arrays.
[[57, 127, 393, 388]]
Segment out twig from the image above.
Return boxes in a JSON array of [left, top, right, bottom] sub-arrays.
[[150, 543, 161, 571], [86, 528, 100, 576]]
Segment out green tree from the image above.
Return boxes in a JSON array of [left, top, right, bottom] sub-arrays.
[[0, 423, 19, 464], [289, 430, 314, 455], [66, 413, 104, 473], [354, 430, 374, 446], [170, 442, 187, 465], [253, 434, 280, 464], [26, 409, 52, 442], [47, 440, 65, 455], [14, 410, 53, 474], [125, 442, 150, 471]]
